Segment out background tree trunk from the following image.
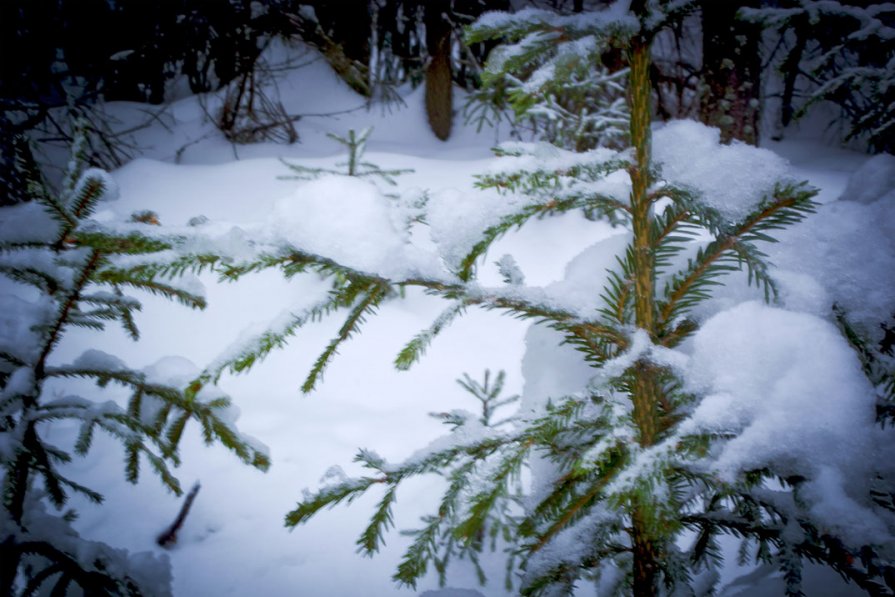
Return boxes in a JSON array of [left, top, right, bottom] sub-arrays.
[[425, 0, 453, 141]]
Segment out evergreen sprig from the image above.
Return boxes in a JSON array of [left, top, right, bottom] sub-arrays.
[[395, 302, 468, 371], [279, 128, 413, 185], [286, 372, 523, 589], [301, 280, 389, 393], [656, 181, 816, 332]]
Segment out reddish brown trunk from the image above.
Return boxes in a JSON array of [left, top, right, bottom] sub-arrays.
[[425, 2, 453, 141]]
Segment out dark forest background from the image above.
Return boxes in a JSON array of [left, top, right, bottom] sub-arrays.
[[2, 0, 893, 206]]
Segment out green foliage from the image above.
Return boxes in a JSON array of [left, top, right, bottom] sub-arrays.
[[465, 10, 629, 150], [654, 182, 817, 338], [463, 4, 688, 152], [0, 135, 268, 596], [286, 371, 523, 590]]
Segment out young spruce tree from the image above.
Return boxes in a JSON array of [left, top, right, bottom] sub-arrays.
[[0, 129, 269, 595], [182, 2, 892, 595]]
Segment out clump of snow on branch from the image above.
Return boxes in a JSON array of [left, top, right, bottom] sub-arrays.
[[653, 120, 792, 221], [770, 170, 895, 341], [683, 301, 891, 542], [426, 186, 523, 274], [268, 175, 441, 279]]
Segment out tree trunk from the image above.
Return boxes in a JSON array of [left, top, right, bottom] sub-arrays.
[[425, 1, 453, 141], [699, 1, 762, 145], [628, 28, 662, 595], [312, 0, 371, 68]]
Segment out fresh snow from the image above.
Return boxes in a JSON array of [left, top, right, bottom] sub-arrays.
[[653, 119, 792, 221], [684, 302, 888, 544], [4, 42, 894, 597], [268, 175, 442, 279]]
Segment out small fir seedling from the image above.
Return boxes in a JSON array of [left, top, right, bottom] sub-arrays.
[[456, 369, 519, 428], [279, 127, 413, 185]]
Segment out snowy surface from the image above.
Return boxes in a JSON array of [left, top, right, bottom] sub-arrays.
[[7, 43, 894, 596]]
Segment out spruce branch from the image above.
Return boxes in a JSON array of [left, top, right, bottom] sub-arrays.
[[94, 272, 207, 310], [598, 248, 637, 326], [286, 474, 385, 528], [302, 282, 389, 393], [657, 182, 817, 332], [454, 442, 529, 545], [357, 484, 398, 556], [72, 230, 170, 256], [0, 141, 272, 596], [199, 297, 342, 385], [457, 195, 600, 281], [279, 128, 413, 184], [120, 252, 222, 280], [395, 302, 467, 371]]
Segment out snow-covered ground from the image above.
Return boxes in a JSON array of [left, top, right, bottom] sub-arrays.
[[32, 45, 895, 596]]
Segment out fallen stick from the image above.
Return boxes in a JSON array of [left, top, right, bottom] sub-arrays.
[[156, 482, 201, 548]]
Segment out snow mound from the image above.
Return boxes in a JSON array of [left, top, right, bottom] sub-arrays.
[[769, 197, 895, 341], [684, 301, 891, 543], [0, 294, 53, 364], [269, 176, 409, 276], [0, 201, 59, 244], [427, 186, 522, 273], [544, 231, 631, 316], [840, 152, 895, 204], [653, 120, 791, 221]]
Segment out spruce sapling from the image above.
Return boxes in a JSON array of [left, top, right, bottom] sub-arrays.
[[279, 127, 412, 185], [0, 129, 269, 596]]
